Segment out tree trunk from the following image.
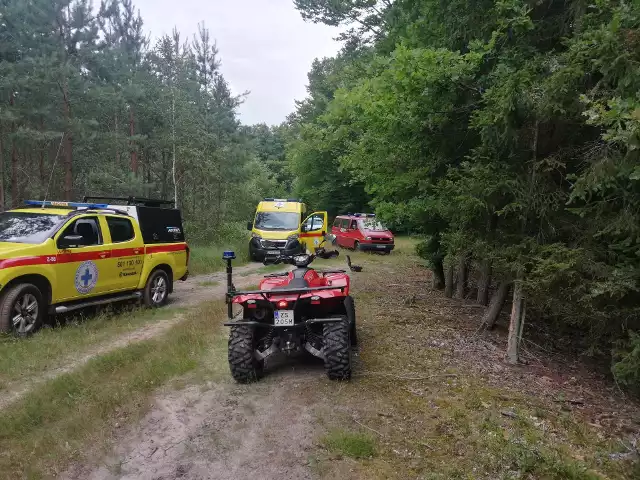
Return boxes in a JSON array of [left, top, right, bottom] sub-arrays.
[[9, 93, 17, 208], [63, 82, 73, 200], [19, 151, 28, 202], [0, 127, 4, 211], [444, 264, 454, 298], [10, 143, 18, 208], [506, 278, 525, 365], [482, 281, 510, 329], [172, 85, 178, 207], [161, 150, 168, 199], [431, 256, 445, 290], [477, 259, 492, 305], [130, 107, 137, 175], [39, 118, 46, 195], [455, 255, 468, 299], [115, 110, 120, 165]]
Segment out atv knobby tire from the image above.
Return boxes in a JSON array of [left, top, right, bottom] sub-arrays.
[[228, 325, 263, 383], [344, 295, 358, 347], [323, 318, 352, 380]]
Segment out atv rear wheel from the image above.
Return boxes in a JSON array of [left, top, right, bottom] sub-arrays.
[[323, 318, 352, 380], [344, 295, 358, 347], [228, 325, 264, 383]]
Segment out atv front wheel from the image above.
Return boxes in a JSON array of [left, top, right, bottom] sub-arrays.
[[228, 325, 263, 383], [323, 318, 352, 380]]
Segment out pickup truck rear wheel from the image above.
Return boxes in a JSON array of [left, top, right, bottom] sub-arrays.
[[0, 284, 44, 337], [143, 270, 169, 307]]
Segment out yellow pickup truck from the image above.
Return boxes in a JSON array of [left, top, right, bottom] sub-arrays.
[[0, 197, 189, 336]]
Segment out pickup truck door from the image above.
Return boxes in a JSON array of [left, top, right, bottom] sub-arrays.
[[300, 211, 328, 252], [54, 215, 114, 302], [103, 215, 144, 292]]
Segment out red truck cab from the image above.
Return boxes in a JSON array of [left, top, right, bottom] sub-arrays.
[[331, 213, 395, 254]]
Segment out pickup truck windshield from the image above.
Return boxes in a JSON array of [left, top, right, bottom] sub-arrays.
[[360, 219, 388, 231], [254, 212, 299, 231], [0, 212, 65, 244]]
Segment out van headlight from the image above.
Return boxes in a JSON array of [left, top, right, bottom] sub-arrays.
[[365, 236, 372, 241], [251, 233, 261, 239], [287, 234, 299, 241]]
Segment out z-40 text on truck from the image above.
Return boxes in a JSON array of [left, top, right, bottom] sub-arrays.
[[0, 196, 189, 336]]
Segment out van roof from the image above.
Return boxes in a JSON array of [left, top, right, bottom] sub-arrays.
[[258, 200, 304, 213], [337, 213, 376, 218]]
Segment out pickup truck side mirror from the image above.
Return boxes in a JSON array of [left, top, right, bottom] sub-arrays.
[[247, 221, 253, 231], [59, 234, 85, 249]]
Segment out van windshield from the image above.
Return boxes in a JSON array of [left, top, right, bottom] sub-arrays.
[[254, 212, 300, 231], [360, 219, 388, 232], [0, 212, 65, 244]]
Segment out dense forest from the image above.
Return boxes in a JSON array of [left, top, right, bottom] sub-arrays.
[[288, 0, 640, 391], [2, 0, 640, 391], [0, 0, 291, 244]]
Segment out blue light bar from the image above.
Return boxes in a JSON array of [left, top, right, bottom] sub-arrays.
[[24, 200, 110, 209], [222, 251, 236, 260]]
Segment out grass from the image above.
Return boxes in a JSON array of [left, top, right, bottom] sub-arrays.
[[198, 280, 220, 287], [189, 241, 250, 275], [0, 305, 184, 391], [306, 238, 637, 479], [322, 429, 376, 459], [0, 300, 229, 479]]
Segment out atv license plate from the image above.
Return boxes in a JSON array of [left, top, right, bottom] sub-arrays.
[[267, 250, 280, 255], [274, 310, 294, 326]]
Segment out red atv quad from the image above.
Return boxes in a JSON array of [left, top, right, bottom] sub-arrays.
[[222, 246, 358, 383]]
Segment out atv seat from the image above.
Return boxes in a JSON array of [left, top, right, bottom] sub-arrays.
[[284, 277, 309, 289], [273, 268, 309, 289]]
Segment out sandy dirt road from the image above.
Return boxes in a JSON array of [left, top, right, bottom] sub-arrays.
[[0, 263, 273, 410]]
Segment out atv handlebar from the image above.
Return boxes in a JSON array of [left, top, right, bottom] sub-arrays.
[[263, 248, 339, 267]]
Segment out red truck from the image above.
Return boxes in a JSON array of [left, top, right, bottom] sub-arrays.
[[331, 213, 394, 254]]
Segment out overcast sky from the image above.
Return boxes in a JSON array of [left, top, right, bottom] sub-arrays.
[[133, 0, 342, 125]]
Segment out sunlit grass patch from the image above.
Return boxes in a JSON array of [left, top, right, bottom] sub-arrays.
[[322, 429, 376, 459]]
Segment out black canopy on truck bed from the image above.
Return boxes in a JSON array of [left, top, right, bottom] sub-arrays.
[[82, 196, 185, 244]]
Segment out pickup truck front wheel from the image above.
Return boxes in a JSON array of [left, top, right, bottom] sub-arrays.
[[0, 284, 44, 336], [143, 270, 170, 307]]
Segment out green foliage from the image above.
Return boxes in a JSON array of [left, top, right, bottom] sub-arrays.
[[612, 331, 640, 394], [291, 0, 640, 391], [0, 0, 279, 238]]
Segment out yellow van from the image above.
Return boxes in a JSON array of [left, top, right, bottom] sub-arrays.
[[247, 198, 327, 261]]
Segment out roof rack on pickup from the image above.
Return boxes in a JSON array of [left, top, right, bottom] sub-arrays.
[[24, 200, 110, 209], [22, 200, 133, 217], [82, 196, 175, 208]]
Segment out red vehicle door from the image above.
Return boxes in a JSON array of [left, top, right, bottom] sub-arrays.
[[348, 218, 360, 248], [331, 217, 341, 243], [340, 218, 352, 248]]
